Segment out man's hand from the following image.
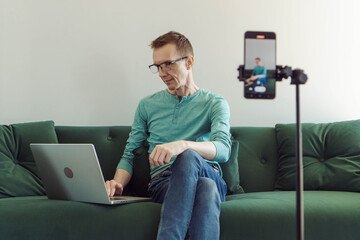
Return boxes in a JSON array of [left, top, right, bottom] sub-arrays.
[[245, 76, 255, 83], [105, 180, 124, 197], [149, 140, 188, 166]]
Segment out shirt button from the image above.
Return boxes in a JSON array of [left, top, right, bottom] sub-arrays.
[[174, 116, 177, 118], [176, 106, 179, 109]]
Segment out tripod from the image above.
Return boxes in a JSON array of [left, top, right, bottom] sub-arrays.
[[238, 64, 308, 240]]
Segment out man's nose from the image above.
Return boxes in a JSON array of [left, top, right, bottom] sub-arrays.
[[158, 67, 167, 77]]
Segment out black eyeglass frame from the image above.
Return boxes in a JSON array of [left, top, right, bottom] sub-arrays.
[[148, 56, 188, 73]]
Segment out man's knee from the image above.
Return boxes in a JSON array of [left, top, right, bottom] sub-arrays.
[[172, 149, 202, 168], [197, 177, 220, 203], [178, 149, 200, 161]]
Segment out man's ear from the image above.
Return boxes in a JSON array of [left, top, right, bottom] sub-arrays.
[[187, 56, 194, 70]]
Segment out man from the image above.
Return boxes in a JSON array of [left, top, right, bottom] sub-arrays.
[[105, 31, 231, 240], [245, 57, 267, 87]]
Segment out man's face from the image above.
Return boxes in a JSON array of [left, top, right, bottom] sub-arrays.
[[152, 43, 189, 91], [255, 59, 262, 66]]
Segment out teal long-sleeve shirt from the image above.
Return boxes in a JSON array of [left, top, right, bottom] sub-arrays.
[[252, 65, 267, 78], [117, 88, 232, 179]]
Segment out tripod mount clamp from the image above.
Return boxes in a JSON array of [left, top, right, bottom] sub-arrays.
[[237, 64, 308, 85], [276, 65, 308, 85]]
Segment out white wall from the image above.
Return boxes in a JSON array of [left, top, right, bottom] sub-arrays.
[[1, 0, 359, 127]]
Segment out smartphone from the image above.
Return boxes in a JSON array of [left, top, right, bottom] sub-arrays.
[[244, 31, 276, 99]]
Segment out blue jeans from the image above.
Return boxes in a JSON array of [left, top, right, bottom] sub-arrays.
[[256, 77, 266, 86], [148, 149, 227, 240]]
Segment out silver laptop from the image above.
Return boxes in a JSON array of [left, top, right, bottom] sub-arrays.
[[30, 144, 151, 205]]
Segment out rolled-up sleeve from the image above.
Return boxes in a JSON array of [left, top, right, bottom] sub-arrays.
[[210, 96, 232, 163], [117, 99, 148, 175]]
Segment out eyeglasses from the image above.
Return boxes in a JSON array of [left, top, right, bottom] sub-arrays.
[[148, 56, 188, 74]]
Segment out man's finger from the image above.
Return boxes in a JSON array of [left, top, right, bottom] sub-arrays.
[[149, 147, 157, 166], [115, 183, 123, 195], [151, 148, 162, 166], [106, 182, 113, 197], [164, 153, 172, 164], [105, 181, 110, 195], [110, 181, 117, 197], [153, 148, 163, 166], [149, 148, 155, 161], [157, 151, 167, 166]]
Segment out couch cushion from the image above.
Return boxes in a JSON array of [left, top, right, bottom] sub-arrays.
[[0, 196, 161, 240], [220, 140, 244, 194], [275, 119, 360, 191], [222, 191, 360, 240], [0, 121, 58, 198]]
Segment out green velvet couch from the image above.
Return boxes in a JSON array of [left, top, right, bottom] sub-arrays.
[[1, 120, 360, 240]]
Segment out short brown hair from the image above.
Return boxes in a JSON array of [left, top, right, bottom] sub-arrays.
[[255, 57, 261, 61], [150, 31, 194, 57]]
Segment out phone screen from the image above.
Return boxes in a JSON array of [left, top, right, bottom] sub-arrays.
[[244, 31, 276, 99]]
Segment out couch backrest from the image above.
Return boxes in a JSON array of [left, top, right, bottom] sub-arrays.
[[231, 127, 279, 193], [0, 121, 59, 198], [55, 126, 279, 194], [55, 126, 131, 181]]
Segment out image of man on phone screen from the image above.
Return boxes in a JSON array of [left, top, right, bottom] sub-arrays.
[[245, 57, 267, 89]]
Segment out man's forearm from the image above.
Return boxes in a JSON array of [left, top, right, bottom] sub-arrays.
[[254, 74, 264, 79], [149, 140, 217, 167], [183, 141, 217, 161], [113, 168, 132, 187]]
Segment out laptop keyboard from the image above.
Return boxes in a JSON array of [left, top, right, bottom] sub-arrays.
[[110, 196, 125, 200]]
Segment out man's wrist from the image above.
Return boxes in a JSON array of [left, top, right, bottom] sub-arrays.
[[181, 140, 190, 152], [113, 168, 131, 188]]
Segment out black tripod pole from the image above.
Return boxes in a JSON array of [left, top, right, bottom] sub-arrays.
[[270, 66, 307, 240], [244, 65, 307, 240], [295, 83, 304, 240]]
